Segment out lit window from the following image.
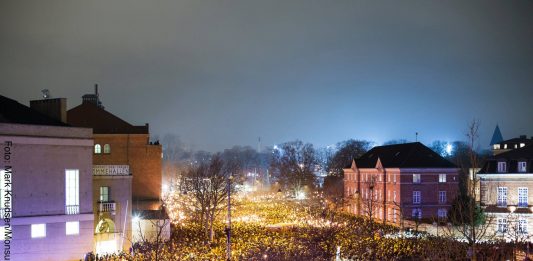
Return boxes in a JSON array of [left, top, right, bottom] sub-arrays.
[[393, 174, 397, 183], [100, 186, 110, 202], [413, 174, 421, 184], [497, 187, 508, 207], [66, 221, 79, 235], [520, 143, 526, 148], [493, 144, 500, 150], [31, 224, 46, 238], [497, 218, 508, 233], [504, 144, 508, 149], [94, 144, 101, 154], [411, 208, 422, 219], [393, 191, 397, 202], [439, 191, 446, 203], [65, 170, 79, 215], [103, 144, 111, 154], [439, 174, 446, 183], [497, 162, 507, 173], [413, 191, 421, 204], [519, 219, 528, 234], [519, 162, 527, 173], [518, 187, 528, 207], [438, 209, 446, 217]]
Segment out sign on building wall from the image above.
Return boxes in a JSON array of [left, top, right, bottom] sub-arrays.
[[93, 165, 130, 175]]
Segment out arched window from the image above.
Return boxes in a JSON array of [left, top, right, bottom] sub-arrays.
[[94, 144, 101, 154], [103, 144, 111, 154]]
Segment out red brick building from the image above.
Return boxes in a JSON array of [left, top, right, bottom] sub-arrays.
[[67, 89, 162, 211], [344, 142, 459, 224]]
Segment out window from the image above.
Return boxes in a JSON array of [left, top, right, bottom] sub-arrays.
[[520, 143, 526, 148], [497, 162, 507, 173], [493, 144, 500, 150], [393, 174, 397, 183], [412, 208, 422, 219], [497, 187, 508, 207], [393, 208, 397, 222], [504, 144, 508, 149], [497, 218, 508, 233], [439, 191, 446, 204], [439, 174, 446, 183], [519, 162, 527, 173], [66, 221, 79, 235], [388, 191, 390, 201], [103, 144, 111, 154], [519, 219, 528, 234], [413, 174, 421, 184], [519, 187, 528, 207], [94, 144, 101, 154], [65, 170, 79, 214], [100, 186, 110, 202], [393, 191, 397, 202], [31, 224, 46, 238], [413, 191, 421, 204], [438, 208, 447, 219]]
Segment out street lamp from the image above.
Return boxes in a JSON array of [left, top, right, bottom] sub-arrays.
[[226, 174, 233, 261]]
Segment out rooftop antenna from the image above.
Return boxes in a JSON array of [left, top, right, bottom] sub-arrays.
[[41, 89, 50, 99], [257, 137, 261, 153], [95, 84, 99, 97], [415, 132, 419, 142]]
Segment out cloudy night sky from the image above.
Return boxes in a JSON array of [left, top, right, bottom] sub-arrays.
[[1, 1, 532, 151]]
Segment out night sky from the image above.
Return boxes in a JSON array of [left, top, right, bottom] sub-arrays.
[[1, 1, 532, 151]]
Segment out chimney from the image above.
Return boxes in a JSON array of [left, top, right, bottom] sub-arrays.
[[82, 83, 104, 109], [30, 98, 67, 123]]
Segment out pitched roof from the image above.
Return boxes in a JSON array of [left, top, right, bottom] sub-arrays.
[[67, 101, 148, 134], [490, 125, 504, 146], [354, 142, 456, 169], [0, 95, 68, 126], [479, 144, 533, 174]]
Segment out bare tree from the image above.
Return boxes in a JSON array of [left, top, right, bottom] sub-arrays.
[[132, 206, 170, 261], [182, 154, 234, 243], [270, 140, 316, 195], [445, 120, 496, 260]]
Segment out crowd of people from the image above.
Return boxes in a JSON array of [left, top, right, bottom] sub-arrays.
[[89, 192, 519, 260]]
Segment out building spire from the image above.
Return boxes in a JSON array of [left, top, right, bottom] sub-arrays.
[[489, 124, 504, 146]]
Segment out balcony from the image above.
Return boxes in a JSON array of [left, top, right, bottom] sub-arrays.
[[66, 205, 80, 215], [98, 202, 116, 215]]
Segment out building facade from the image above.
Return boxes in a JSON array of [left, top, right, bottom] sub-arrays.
[[65, 88, 165, 250], [0, 95, 94, 261], [479, 144, 533, 240], [344, 142, 459, 225]]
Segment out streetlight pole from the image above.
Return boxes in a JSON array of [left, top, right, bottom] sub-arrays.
[[226, 175, 232, 261]]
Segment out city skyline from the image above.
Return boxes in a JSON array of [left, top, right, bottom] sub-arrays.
[[2, 1, 533, 151]]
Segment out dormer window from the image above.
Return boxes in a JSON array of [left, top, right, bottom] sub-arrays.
[[493, 144, 501, 150], [519, 162, 527, 173], [94, 144, 101, 154], [497, 162, 507, 173]]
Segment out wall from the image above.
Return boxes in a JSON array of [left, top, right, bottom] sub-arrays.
[[0, 123, 94, 261]]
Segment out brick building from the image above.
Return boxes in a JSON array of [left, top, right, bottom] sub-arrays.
[[63, 87, 164, 252], [344, 142, 459, 224], [66, 88, 163, 211], [0, 95, 94, 260], [478, 144, 533, 239]]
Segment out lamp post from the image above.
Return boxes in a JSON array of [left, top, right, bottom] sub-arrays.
[[226, 175, 233, 261]]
